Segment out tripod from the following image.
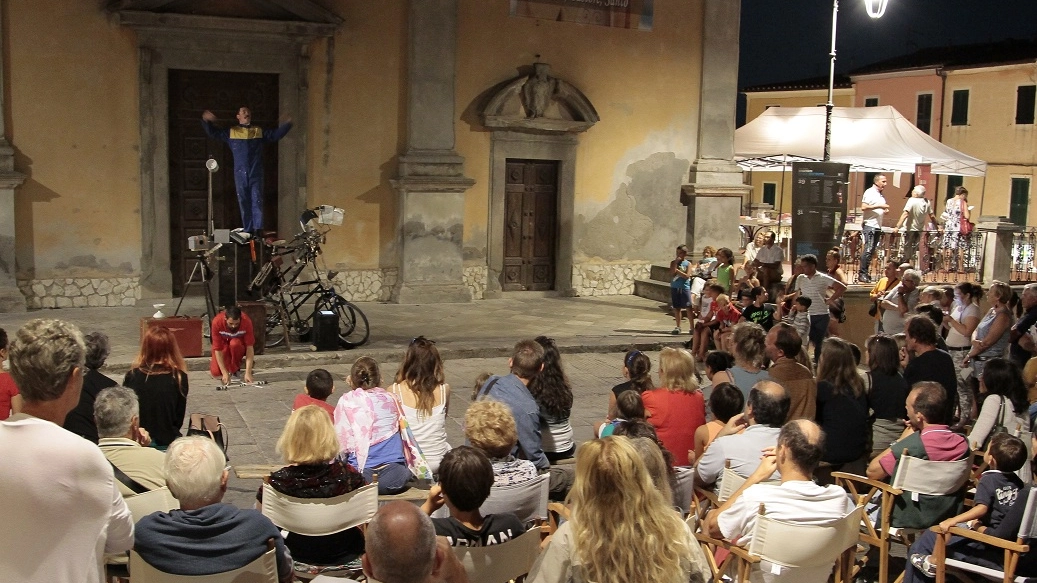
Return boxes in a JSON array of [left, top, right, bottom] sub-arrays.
[[173, 246, 220, 334]]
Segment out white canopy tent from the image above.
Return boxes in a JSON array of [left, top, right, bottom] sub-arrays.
[[734, 106, 986, 176]]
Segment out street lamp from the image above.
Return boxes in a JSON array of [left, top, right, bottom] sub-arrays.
[[824, 0, 889, 161]]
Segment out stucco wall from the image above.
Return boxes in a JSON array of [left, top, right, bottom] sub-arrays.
[[852, 72, 944, 135], [8, 4, 140, 280], [455, 1, 704, 271], [943, 65, 1037, 224]]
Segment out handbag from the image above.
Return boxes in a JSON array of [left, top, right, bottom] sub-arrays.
[[959, 200, 974, 235], [391, 397, 433, 481], [187, 413, 228, 457], [980, 396, 1009, 451]]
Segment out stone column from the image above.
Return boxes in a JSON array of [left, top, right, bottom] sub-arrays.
[[390, 0, 474, 303], [680, 0, 750, 257], [0, 0, 27, 312], [976, 216, 1023, 284]]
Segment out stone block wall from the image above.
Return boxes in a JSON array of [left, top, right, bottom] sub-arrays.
[[18, 277, 141, 309], [330, 269, 398, 302], [463, 265, 488, 300], [571, 262, 651, 296]]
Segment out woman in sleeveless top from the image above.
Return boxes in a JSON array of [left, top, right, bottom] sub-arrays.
[[865, 335, 910, 459], [945, 282, 982, 426], [390, 336, 450, 473], [968, 358, 1031, 482], [528, 336, 575, 462], [941, 186, 970, 271], [965, 281, 1015, 382], [710, 322, 770, 399]]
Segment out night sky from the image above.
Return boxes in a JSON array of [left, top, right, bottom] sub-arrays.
[[739, 0, 1037, 89]]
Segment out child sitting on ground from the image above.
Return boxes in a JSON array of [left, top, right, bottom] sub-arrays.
[[596, 390, 645, 438], [712, 294, 742, 353], [421, 445, 528, 545], [906, 433, 1029, 581], [692, 284, 725, 361], [292, 368, 336, 418]]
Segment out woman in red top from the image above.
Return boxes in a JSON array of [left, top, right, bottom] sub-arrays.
[[0, 328, 21, 420], [641, 347, 705, 466]]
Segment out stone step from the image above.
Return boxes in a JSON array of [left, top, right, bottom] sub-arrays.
[[633, 278, 671, 304], [649, 263, 672, 282]]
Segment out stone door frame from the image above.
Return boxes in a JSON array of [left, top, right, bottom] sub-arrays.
[[119, 14, 326, 297], [487, 131, 576, 297]]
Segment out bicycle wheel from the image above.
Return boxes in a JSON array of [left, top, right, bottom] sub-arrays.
[[318, 294, 370, 348], [263, 298, 287, 348]]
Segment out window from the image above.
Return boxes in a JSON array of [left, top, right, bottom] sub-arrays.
[[945, 175, 963, 201], [864, 97, 879, 107], [1016, 85, 1036, 125], [762, 183, 776, 206], [916, 93, 933, 135], [1010, 178, 1030, 226], [951, 89, 969, 126]]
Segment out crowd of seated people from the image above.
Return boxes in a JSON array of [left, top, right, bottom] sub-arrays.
[[7, 259, 1037, 583]]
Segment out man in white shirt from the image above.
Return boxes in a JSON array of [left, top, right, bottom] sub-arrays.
[[895, 185, 939, 267], [753, 231, 785, 295], [858, 174, 889, 283], [786, 254, 846, 363], [705, 419, 856, 583], [0, 319, 134, 583], [695, 380, 790, 487]]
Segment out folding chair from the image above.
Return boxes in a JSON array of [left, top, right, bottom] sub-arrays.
[[129, 538, 278, 583], [834, 452, 971, 583], [481, 473, 550, 526], [694, 503, 864, 583], [674, 466, 696, 516], [260, 481, 378, 579], [106, 487, 180, 581], [934, 485, 1037, 583], [452, 527, 543, 583]]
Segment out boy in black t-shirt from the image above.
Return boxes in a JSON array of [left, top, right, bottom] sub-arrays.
[[905, 433, 1029, 581], [421, 446, 526, 547], [740, 286, 773, 331]]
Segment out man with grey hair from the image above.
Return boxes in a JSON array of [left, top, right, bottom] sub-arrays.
[[895, 185, 938, 266], [879, 268, 922, 335], [134, 436, 294, 583], [1009, 283, 1037, 367], [96, 386, 167, 496], [0, 319, 134, 583], [362, 501, 469, 583]]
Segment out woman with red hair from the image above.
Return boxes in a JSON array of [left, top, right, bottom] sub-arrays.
[[123, 326, 189, 449]]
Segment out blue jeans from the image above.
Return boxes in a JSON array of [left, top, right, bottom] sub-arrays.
[[362, 463, 412, 495], [859, 225, 881, 276], [809, 313, 830, 363]]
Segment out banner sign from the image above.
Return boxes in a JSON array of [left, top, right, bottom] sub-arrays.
[[510, 0, 654, 30], [790, 162, 851, 262]]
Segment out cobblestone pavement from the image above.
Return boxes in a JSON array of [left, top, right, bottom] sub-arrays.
[[187, 351, 663, 508]]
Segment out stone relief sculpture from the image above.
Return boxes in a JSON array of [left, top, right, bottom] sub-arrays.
[[482, 62, 599, 134], [522, 62, 557, 118]]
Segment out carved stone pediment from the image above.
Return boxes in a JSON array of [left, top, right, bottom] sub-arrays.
[[104, 0, 340, 38], [482, 63, 599, 134]]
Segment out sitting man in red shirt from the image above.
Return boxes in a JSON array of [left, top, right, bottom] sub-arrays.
[[209, 306, 255, 385]]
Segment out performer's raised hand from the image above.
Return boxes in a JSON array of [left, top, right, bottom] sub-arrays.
[[202, 110, 217, 122]]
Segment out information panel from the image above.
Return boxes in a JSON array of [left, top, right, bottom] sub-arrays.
[[790, 162, 851, 263]]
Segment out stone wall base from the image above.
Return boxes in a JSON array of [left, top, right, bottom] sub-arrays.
[[330, 269, 399, 303], [18, 277, 142, 309], [463, 265, 488, 300], [571, 262, 651, 297]]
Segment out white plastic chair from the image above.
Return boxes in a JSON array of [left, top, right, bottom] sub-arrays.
[[129, 539, 277, 583], [451, 527, 543, 583], [125, 487, 180, 522], [480, 473, 550, 525]]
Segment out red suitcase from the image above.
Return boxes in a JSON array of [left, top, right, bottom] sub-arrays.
[[140, 317, 204, 358]]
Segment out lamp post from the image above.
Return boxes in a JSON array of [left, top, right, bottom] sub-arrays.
[[824, 0, 889, 161]]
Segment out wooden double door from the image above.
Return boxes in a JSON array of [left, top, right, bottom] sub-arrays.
[[503, 159, 558, 291], [168, 69, 281, 296]]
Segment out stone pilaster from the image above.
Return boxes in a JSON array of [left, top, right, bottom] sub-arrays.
[[681, 0, 750, 257], [977, 216, 1023, 284], [391, 0, 474, 303], [0, 0, 27, 312]]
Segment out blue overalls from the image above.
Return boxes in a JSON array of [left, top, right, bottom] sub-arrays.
[[202, 120, 292, 232]]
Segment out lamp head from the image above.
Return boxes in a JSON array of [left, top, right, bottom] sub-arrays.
[[864, 0, 889, 18], [205, 158, 219, 173]]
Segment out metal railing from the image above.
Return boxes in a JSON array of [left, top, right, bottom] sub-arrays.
[[1011, 227, 1037, 283], [838, 229, 985, 285]]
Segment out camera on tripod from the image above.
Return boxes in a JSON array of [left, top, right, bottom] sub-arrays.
[[188, 234, 213, 252]]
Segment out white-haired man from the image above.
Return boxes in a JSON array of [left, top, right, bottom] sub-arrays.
[[95, 386, 167, 496], [895, 185, 938, 266], [134, 436, 294, 583], [0, 319, 134, 583]]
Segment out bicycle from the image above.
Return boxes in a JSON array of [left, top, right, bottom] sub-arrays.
[[250, 206, 370, 349]]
